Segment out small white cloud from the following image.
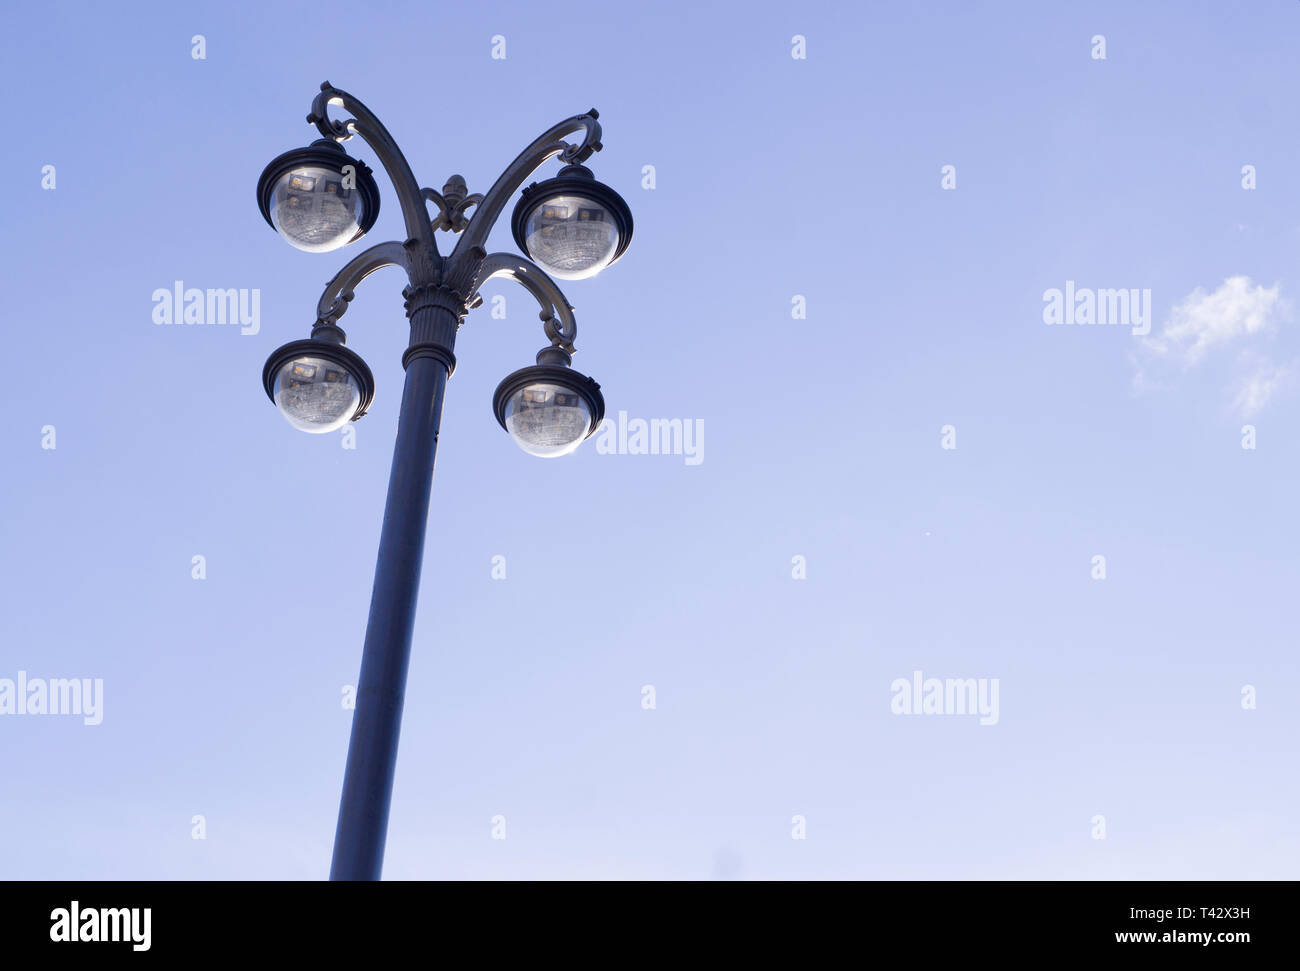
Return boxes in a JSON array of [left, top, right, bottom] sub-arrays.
[[1133, 277, 1293, 416], [1145, 276, 1283, 365], [1232, 359, 1292, 417]]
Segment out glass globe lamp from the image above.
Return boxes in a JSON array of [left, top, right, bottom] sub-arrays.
[[257, 140, 380, 253], [511, 165, 632, 280], [262, 339, 375, 434], [493, 365, 605, 457]]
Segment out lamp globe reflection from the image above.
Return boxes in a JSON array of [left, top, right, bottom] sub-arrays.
[[493, 365, 605, 457], [257, 140, 381, 253], [262, 338, 375, 434], [511, 165, 632, 280]]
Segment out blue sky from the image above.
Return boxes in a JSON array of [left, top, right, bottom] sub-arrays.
[[2, 0, 1297, 879]]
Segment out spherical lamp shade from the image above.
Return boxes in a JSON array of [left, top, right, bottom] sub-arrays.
[[511, 165, 632, 280], [257, 140, 380, 253], [262, 339, 375, 434], [492, 365, 605, 457]]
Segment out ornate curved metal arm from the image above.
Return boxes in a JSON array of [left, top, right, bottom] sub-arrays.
[[470, 252, 579, 353], [316, 240, 410, 325], [450, 110, 603, 266], [308, 81, 440, 276], [295, 91, 608, 353]]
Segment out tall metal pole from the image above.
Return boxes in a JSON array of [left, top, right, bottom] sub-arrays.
[[284, 83, 610, 880], [329, 303, 458, 881]]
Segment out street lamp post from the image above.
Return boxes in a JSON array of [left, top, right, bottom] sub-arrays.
[[255, 81, 633, 881]]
